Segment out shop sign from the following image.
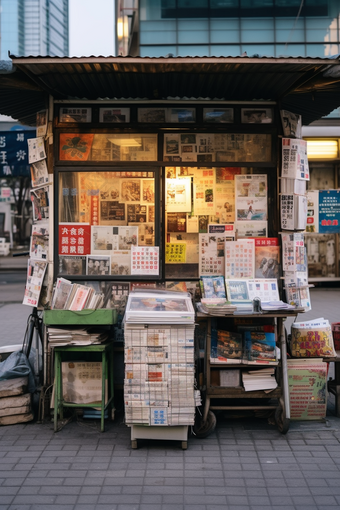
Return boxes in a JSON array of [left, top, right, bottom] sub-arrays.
[[0, 131, 35, 177], [319, 190, 340, 234]]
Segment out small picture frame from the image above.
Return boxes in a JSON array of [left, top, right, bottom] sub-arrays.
[[59, 107, 92, 123], [241, 108, 273, 124], [99, 108, 130, 123], [203, 108, 234, 123]]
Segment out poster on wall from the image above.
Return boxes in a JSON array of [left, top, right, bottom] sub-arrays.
[[59, 133, 94, 161], [193, 169, 215, 215], [131, 246, 160, 275], [235, 174, 267, 222], [224, 239, 255, 279], [318, 190, 340, 234], [166, 178, 191, 212]]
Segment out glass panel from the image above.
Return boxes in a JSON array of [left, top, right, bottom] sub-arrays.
[[163, 133, 272, 163], [308, 165, 335, 190], [211, 45, 242, 56], [241, 44, 275, 56], [177, 45, 210, 56], [140, 30, 177, 45], [59, 134, 158, 162], [58, 170, 158, 278], [306, 234, 337, 278], [140, 46, 177, 57]]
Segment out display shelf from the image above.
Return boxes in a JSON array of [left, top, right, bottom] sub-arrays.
[[196, 310, 303, 436]]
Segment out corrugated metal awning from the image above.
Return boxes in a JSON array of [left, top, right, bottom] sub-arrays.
[[1, 55, 340, 126]]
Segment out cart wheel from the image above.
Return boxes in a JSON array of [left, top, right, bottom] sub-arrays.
[[131, 440, 138, 449], [181, 441, 188, 450], [193, 410, 217, 439], [275, 405, 290, 434]]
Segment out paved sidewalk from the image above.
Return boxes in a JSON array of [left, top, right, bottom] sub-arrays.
[[1, 408, 340, 510]]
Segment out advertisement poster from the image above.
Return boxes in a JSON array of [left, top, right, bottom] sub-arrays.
[[165, 243, 186, 263], [318, 190, 340, 234], [235, 174, 267, 222], [58, 223, 91, 256]]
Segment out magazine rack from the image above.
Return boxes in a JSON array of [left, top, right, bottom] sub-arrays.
[[197, 309, 303, 435]]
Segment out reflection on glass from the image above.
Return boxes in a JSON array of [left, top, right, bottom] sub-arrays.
[[59, 134, 158, 162]]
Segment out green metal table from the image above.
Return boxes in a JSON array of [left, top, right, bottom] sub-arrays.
[[54, 342, 114, 432]]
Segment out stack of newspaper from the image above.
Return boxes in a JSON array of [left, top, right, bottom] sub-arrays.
[[47, 326, 109, 346], [51, 278, 104, 311], [124, 321, 196, 427]]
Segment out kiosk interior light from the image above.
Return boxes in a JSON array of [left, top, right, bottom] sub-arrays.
[[306, 139, 339, 159], [108, 137, 142, 147]]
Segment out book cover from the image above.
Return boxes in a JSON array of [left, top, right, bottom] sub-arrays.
[[216, 330, 243, 361], [244, 331, 276, 362]]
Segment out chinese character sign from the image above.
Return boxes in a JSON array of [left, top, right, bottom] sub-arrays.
[[319, 190, 340, 234], [58, 223, 91, 255], [0, 131, 35, 177]]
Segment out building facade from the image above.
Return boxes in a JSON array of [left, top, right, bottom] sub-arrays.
[[0, 0, 69, 60], [117, 0, 340, 59]]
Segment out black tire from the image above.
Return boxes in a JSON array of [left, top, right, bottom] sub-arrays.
[[193, 410, 217, 439], [275, 405, 290, 434]]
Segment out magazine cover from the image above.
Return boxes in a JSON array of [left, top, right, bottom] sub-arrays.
[[30, 222, 49, 260], [254, 238, 280, 279], [244, 331, 276, 362], [216, 330, 243, 361], [31, 185, 49, 222], [200, 276, 226, 299], [30, 159, 49, 188]]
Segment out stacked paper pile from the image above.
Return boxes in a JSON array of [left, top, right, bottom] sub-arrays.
[[199, 298, 237, 315], [124, 324, 195, 427], [242, 368, 277, 392], [47, 326, 109, 346], [124, 289, 195, 324]]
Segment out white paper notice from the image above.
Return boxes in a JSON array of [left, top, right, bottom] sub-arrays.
[[131, 246, 159, 275]]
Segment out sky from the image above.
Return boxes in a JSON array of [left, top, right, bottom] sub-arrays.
[[69, 0, 115, 57]]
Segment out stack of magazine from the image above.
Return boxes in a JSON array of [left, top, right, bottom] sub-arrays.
[[51, 278, 104, 311]]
